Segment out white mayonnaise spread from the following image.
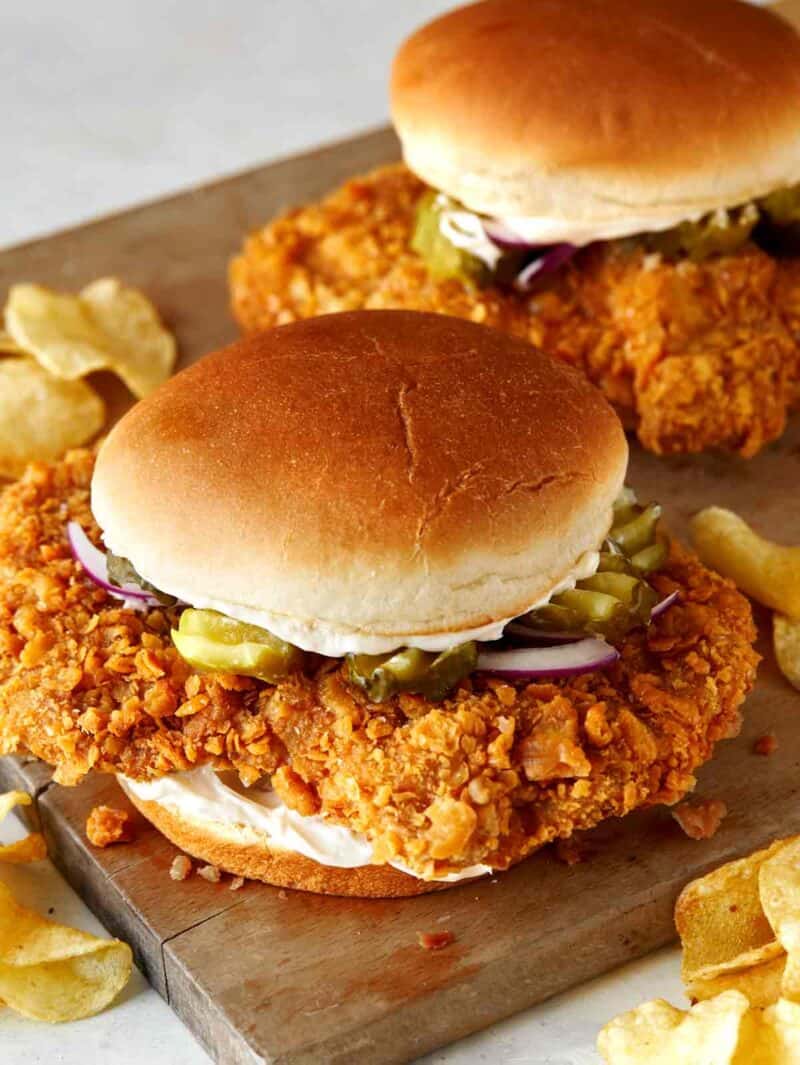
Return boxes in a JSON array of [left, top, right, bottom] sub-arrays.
[[103, 527, 600, 657], [121, 767, 491, 883], [438, 197, 705, 258], [438, 203, 505, 269]]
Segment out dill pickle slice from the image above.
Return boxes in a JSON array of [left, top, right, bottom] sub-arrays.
[[411, 192, 488, 285], [172, 609, 304, 682], [609, 503, 662, 556], [645, 205, 758, 261], [760, 184, 800, 227], [579, 574, 658, 624], [580, 572, 645, 606], [348, 642, 477, 703], [629, 538, 669, 575], [551, 588, 630, 638], [596, 550, 637, 576], [106, 553, 176, 606], [521, 603, 586, 632]]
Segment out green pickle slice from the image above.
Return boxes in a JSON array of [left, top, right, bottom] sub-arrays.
[[760, 184, 800, 227], [107, 553, 177, 606], [412, 192, 489, 285], [172, 609, 304, 682], [411, 192, 527, 286], [348, 641, 477, 704], [523, 494, 666, 640], [644, 206, 758, 261]]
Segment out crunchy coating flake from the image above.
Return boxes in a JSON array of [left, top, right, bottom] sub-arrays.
[[0, 452, 758, 877], [85, 804, 135, 848], [230, 164, 800, 457], [672, 798, 729, 841]]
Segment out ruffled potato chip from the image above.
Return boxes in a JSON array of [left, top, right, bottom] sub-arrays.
[[676, 839, 790, 986], [600, 994, 800, 1064], [760, 838, 800, 1002], [755, 998, 800, 1060], [687, 954, 787, 1010], [0, 358, 105, 478], [0, 881, 131, 1022], [5, 278, 176, 399], [774, 615, 800, 692], [598, 990, 750, 1064], [0, 790, 46, 864], [0, 329, 25, 354], [690, 507, 800, 620], [79, 278, 176, 398]]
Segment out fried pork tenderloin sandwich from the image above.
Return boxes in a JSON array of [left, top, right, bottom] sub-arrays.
[[231, 0, 800, 458], [0, 311, 758, 897]]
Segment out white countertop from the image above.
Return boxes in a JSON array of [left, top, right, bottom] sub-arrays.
[[2, 1, 702, 1062]]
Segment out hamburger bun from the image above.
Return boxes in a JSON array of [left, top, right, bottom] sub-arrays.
[[391, 0, 800, 224], [92, 311, 627, 656], [124, 787, 485, 897]]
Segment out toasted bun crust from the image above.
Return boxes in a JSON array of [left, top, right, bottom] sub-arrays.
[[126, 792, 478, 897], [92, 311, 627, 649], [391, 0, 800, 222]]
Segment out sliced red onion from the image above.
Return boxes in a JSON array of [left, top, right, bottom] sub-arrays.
[[482, 219, 538, 249], [514, 244, 577, 291], [66, 522, 160, 610], [503, 622, 584, 644], [477, 637, 619, 679], [651, 590, 680, 619]]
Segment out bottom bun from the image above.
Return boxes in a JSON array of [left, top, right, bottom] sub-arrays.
[[127, 793, 488, 898]]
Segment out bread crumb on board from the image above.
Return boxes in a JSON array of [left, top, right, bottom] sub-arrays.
[[417, 930, 455, 951], [85, 805, 136, 848], [672, 799, 728, 840], [169, 855, 193, 881]]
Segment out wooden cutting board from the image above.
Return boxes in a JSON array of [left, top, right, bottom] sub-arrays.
[[1, 126, 800, 1065]]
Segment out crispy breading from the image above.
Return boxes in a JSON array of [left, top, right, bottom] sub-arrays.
[[0, 452, 759, 876], [230, 164, 800, 457], [85, 804, 135, 848]]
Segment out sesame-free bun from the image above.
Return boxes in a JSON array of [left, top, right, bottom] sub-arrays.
[[92, 311, 627, 654], [124, 789, 472, 897], [391, 0, 800, 224]]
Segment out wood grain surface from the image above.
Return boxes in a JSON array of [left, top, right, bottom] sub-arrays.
[[1, 126, 799, 1064]]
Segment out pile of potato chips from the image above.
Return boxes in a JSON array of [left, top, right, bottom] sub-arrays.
[[0, 789, 132, 1022], [691, 506, 800, 693], [599, 836, 800, 1062], [0, 278, 176, 478]]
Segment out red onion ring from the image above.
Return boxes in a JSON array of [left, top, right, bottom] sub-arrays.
[[482, 219, 537, 249], [514, 243, 577, 291], [503, 622, 584, 644], [651, 590, 680, 619], [477, 637, 619, 679], [67, 522, 160, 609]]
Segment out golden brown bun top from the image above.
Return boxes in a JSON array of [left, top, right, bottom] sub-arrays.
[[391, 0, 800, 221], [92, 311, 627, 650]]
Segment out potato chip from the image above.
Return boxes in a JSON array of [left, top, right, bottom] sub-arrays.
[[0, 357, 105, 478], [760, 838, 800, 1001], [0, 330, 25, 354], [687, 953, 787, 1009], [80, 278, 176, 398], [676, 839, 790, 982], [760, 998, 800, 1061], [5, 278, 176, 399], [774, 615, 800, 691], [0, 790, 33, 820], [598, 990, 750, 1064], [0, 789, 46, 864], [690, 507, 800, 619], [0, 880, 131, 1022]]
